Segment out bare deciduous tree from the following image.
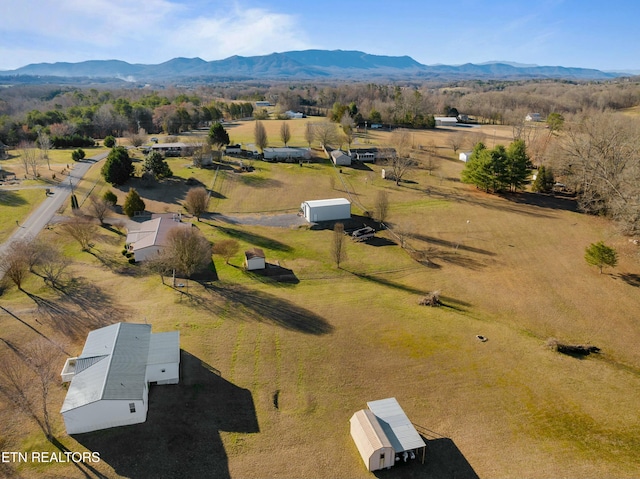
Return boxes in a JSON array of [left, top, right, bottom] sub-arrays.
[[184, 186, 209, 221], [37, 130, 52, 170], [213, 239, 240, 265], [388, 129, 416, 186], [18, 141, 39, 177], [254, 120, 268, 152], [125, 130, 146, 147], [331, 222, 347, 268], [0, 241, 31, 290], [59, 216, 96, 251], [313, 121, 340, 149], [374, 190, 389, 227], [162, 226, 211, 292], [0, 340, 63, 440], [38, 246, 70, 287], [280, 122, 291, 147], [561, 112, 640, 234], [304, 122, 315, 148], [87, 196, 111, 225], [422, 140, 438, 175], [447, 132, 464, 156]]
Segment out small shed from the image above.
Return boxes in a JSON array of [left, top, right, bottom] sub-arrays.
[[245, 248, 266, 270], [331, 150, 352, 166], [350, 409, 395, 471], [459, 151, 473, 162], [367, 397, 426, 464], [300, 198, 351, 222]]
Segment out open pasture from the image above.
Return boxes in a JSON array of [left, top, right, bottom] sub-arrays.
[[1, 123, 640, 478]]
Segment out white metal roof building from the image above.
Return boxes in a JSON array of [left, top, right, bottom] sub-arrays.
[[300, 198, 351, 222], [60, 323, 180, 434], [350, 397, 426, 471], [367, 398, 426, 460]]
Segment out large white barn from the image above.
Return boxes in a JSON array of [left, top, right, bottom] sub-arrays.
[[60, 323, 180, 435], [300, 198, 351, 222]]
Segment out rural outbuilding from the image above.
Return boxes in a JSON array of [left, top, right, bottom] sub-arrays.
[[60, 323, 180, 435], [459, 151, 473, 162], [300, 198, 351, 222], [263, 147, 310, 162], [330, 149, 352, 166], [350, 409, 395, 471], [245, 248, 266, 270], [350, 397, 426, 471]]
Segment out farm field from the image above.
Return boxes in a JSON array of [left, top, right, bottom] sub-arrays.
[[1, 122, 640, 478]]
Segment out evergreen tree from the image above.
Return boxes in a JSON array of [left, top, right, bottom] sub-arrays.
[[462, 142, 494, 192], [532, 166, 555, 193], [144, 151, 173, 179], [208, 122, 230, 150], [505, 139, 531, 192], [123, 188, 145, 218], [104, 135, 116, 148], [103, 190, 118, 206], [101, 146, 133, 186], [585, 241, 618, 274]]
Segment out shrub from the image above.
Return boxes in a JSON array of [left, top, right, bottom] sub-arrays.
[[71, 148, 86, 162], [103, 190, 118, 206], [104, 135, 116, 148]]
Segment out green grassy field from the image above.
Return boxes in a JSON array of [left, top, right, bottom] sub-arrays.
[[1, 124, 640, 478]]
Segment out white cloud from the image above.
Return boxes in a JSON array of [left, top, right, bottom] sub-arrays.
[[0, 0, 312, 68]]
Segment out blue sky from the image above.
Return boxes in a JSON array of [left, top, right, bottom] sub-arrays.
[[1, 0, 638, 71]]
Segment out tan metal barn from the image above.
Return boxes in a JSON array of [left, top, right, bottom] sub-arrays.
[[350, 409, 395, 471], [350, 397, 427, 471]]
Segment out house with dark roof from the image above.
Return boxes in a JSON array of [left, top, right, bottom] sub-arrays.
[[60, 323, 180, 434]]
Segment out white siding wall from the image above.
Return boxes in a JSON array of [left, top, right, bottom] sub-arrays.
[[246, 257, 265, 270], [303, 203, 351, 222], [134, 246, 162, 262], [146, 362, 179, 385], [63, 393, 148, 434]]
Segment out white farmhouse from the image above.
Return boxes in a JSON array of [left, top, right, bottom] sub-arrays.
[[60, 323, 180, 435]]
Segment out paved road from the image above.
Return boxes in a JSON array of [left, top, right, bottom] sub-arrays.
[[0, 152, 108, 272]]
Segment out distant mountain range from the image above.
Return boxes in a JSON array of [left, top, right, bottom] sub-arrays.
[[0, 50, 629, 84]]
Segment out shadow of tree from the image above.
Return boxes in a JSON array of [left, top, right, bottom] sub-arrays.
[[0, 190, 28, 206], [409, 233, 496, 256], [203, 283, 333, 335], [24, 278, 125, 339], [619, 273, 640, 287], [413, 248, 489, 271], [211, 224, 293, 253], [499, 191, 578, 212], [73, 350, 259, 479], [347, 270, 425, 296]]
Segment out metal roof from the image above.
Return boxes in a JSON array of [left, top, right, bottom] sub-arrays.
[[367, 397, 426, 453], [351, 409, 393, 452], [61, 323, 151, 412], [303, 198, 350, 208], [148, 331, 180, 365]]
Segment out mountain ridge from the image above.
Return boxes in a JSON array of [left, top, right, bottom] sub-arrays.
[[0, 49, 625, 82]]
